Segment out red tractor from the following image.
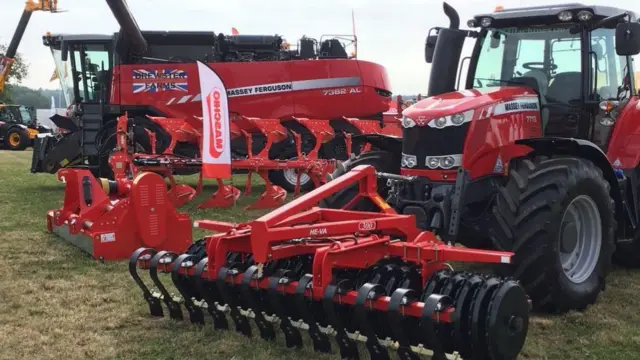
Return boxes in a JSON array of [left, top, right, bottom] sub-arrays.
[[323, 3, 640, 313], [30, 0, 398, 192]]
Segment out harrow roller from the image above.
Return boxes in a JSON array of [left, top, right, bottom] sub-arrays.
[[129, 165, 530, 360]]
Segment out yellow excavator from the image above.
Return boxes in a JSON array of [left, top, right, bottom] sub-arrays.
[[0, 1, 60, 93]]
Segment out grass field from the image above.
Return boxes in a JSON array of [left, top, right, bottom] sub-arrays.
[[2, 150, 640, 360]]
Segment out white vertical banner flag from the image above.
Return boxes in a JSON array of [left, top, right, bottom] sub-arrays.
[[50, 96, 56, 116], [197, 61, 231, 179]]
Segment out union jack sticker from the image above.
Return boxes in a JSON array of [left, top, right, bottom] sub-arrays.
[[132, 69, 188, 93]]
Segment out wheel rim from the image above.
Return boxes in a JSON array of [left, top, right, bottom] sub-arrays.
[[283, 167, 310, 187], [8, 133, 21, 146], [558, 195, 602, 284]]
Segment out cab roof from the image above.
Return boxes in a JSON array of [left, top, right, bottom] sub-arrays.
[[474, 3, 638, 28]]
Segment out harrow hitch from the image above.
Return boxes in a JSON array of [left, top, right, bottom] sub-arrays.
[[129, 165, 530, 359]]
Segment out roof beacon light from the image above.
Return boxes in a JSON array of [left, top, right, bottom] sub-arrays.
[[558, 10, 573, 21], [577, 10, 593, 21], [494, 5, 504, 11]]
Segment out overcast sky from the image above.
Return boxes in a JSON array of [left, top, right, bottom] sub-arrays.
[[1, 0, 638, 95]]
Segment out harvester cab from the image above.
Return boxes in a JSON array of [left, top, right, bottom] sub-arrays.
[[326, 2, 640, 315]]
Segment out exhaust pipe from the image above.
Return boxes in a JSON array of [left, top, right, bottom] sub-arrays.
[[426, 2, 466, 97], [105, 0, 147, 54], [443, 2, 460, 30]]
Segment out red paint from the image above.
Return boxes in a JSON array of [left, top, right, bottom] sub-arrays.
[[403, 87, 541, 180], [47, 168, 192, 260], [206, 89, 223, 158], [134, 164, 515, 323], [112, 59, 391, 120], [606, 96, 640, 168]]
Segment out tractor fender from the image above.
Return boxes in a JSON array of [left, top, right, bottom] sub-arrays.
[[515, 136, 623, 218], [357, 133, 403, 155]]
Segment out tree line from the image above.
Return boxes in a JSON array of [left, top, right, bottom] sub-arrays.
[[0, 44, 64, 108]]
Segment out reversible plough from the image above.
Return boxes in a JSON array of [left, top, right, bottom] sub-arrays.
[[129, 165, 530, 360]]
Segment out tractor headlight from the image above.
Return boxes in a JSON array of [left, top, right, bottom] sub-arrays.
[[401, 116, 416, 128], [402, 153, 417, 168], [599, 116, 615, 126], [480, 17, 493, 27], [450, 113, 466, 125], [433, 117, 447, 128], [440, 156, 457, 169], [426, 154, 462, 169], [427, 110, 474, 128], [577, 10, 593, 21], [557, 10, 573, 21], [426, 157, 441, 169]]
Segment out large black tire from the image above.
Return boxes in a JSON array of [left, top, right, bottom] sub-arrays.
[[490, 156, 615, 313], [320, 150, 400, 210], [5, 128, 29, 150]]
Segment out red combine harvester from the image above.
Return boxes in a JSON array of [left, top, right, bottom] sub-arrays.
[[30, 0, 401, 201]]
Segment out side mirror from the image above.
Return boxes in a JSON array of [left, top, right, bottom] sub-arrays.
[[616, 22, 640, 56], [61, 41, 68, 61], [425, 34, 438, 63]]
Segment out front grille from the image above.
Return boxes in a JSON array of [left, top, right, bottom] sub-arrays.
[[401, 123, 469, 169]]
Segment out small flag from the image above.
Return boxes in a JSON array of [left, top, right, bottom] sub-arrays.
[[50, 69, 58, 82], [50, 96, 56, 116], [197, 61, 231, 179], [231, 27, 239, 35]]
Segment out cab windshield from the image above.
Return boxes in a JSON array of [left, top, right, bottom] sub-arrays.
[[18, 106, 32, 124], [48, 41, 111, 105], [50, 47, 72, 107], [471, 26, 632, 104]]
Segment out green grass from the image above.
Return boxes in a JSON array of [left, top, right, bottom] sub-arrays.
[[1, 150, 640, 359]]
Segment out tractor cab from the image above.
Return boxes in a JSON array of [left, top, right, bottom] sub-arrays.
[[417, 3, 639, 153], [0, 103, 34, 125]]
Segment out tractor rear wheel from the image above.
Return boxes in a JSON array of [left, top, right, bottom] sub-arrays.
[[320, 150, 400, 211], [5, 128, 29, 150], [491, 156, 615, 313]]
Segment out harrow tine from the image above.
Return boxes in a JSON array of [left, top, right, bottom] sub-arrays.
[[241, 265, 277, 341], [149, 251, 183, 321], [388, 288, 421, 360], [323, 279, 359, 360], [295, 274, 332, 353], [354, 283, 391, 360], [129, 248, 163, 317], [267, 271, 303, 348], [217, 264, 252, 336], [171, 254, 205, 325], [421, 294, 453, 360], [194, 258, 229, 330]]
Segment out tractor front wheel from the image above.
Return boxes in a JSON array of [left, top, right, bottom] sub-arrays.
[[5, 128, 29, 150], [491, 156, 615, 313]]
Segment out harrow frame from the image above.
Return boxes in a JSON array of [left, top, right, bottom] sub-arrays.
[[130, 165, 530, 360]]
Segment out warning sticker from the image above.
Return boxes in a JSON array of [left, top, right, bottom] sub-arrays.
[[100, 233, 116, 243]]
